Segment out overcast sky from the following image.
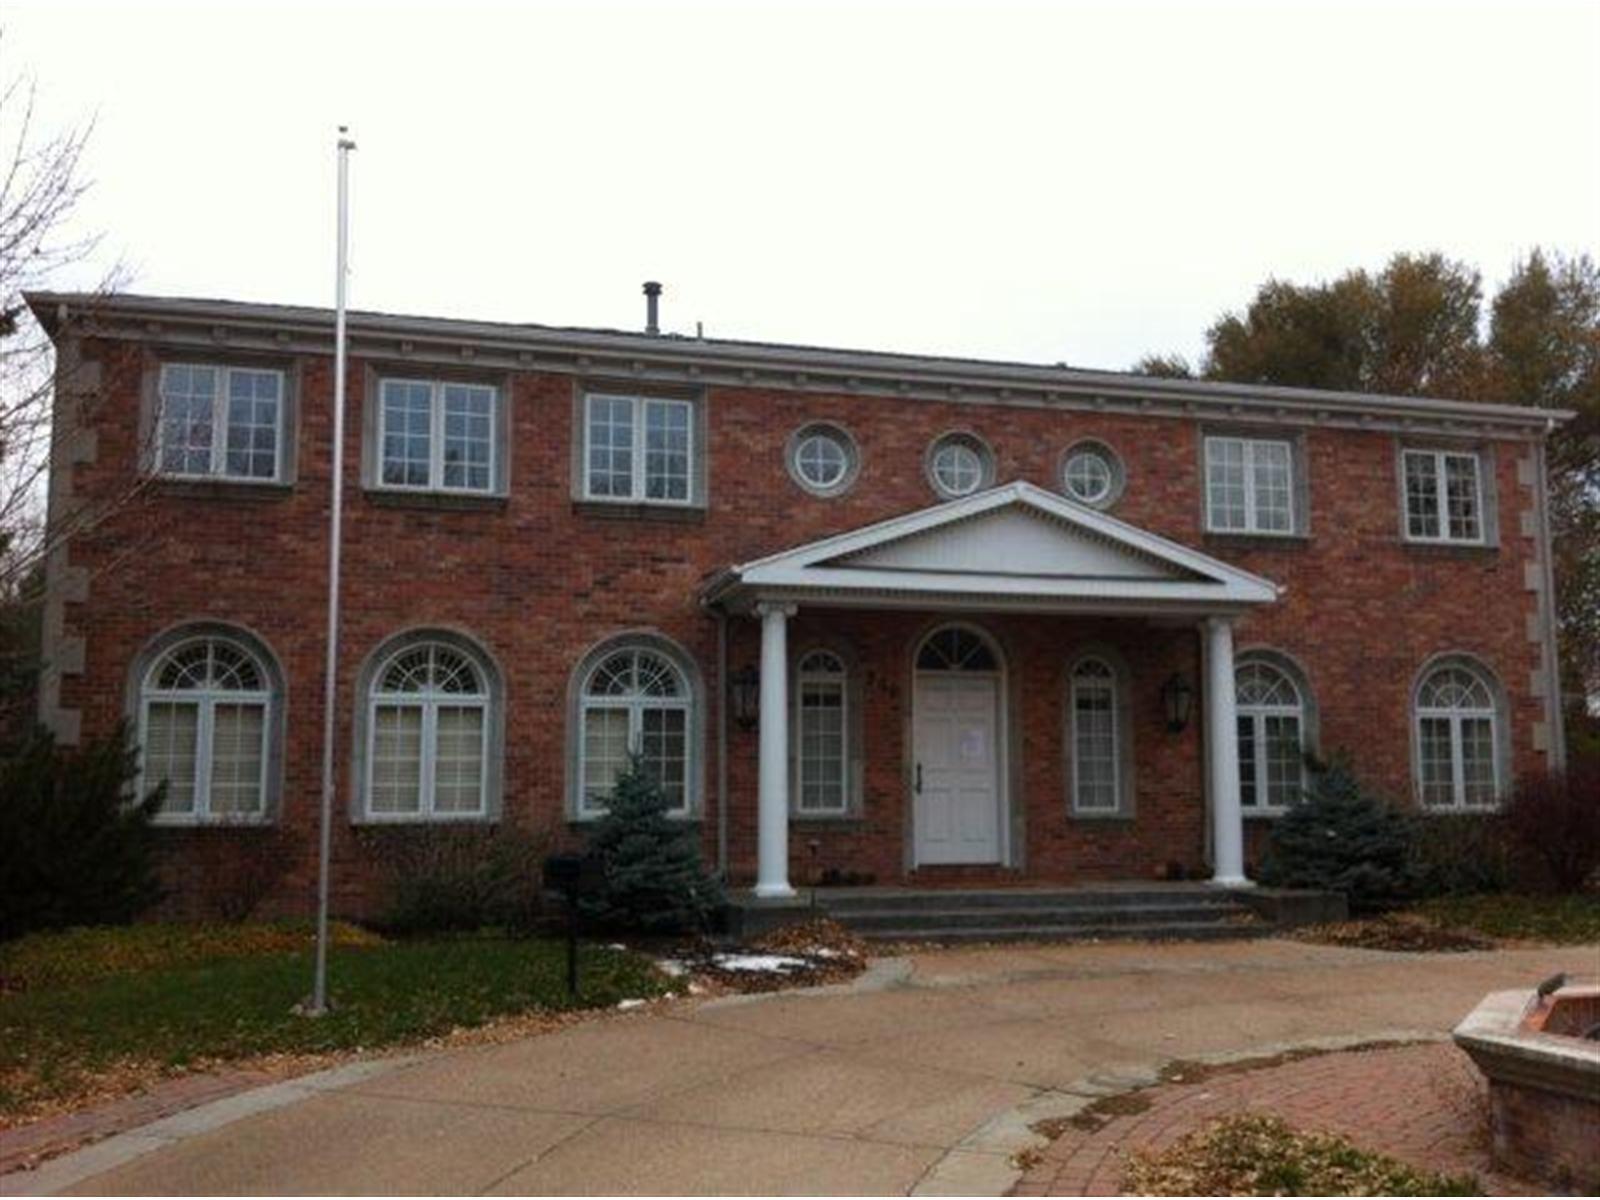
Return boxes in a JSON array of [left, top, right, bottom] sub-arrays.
[[8, 0, 1599, 370]]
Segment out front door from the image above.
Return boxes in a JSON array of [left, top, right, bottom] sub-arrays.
[[913, 673, 1002, 864]]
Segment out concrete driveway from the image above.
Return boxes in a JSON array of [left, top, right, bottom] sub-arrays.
[[15, 937, 1593, 1196]]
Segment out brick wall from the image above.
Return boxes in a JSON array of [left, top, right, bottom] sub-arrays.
[[51, 335, 1552, 917]]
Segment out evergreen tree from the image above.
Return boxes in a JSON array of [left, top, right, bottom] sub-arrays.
[[579, 756, 724, 934], [1257, 757, 1416, 913], [0, 722, 165, 939]]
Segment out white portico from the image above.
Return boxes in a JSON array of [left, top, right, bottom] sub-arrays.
[[704, 482, 1280, 898]]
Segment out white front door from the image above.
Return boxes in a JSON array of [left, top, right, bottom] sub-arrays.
[[913, 674, 1002, 864]]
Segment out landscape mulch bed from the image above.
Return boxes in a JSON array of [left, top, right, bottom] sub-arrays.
[[655, 918, 870, 994], [1292, 912, 1496, 953]]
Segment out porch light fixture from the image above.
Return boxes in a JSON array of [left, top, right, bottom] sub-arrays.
[[731, 665, 760, 730], [1162, 673, 1194, 733]]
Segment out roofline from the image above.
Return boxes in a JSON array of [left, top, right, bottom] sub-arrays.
[[25, 289, 1573, 433]]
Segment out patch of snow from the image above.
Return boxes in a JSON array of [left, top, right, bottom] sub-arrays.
[[809, 948, 842, 958], [605, 943, 628, 951], [711, 953, 811, 972], [616, 998, 647, 1010], [655, 959, 688, 977]]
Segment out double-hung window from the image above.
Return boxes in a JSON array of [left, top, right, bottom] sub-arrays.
[[1414, 664, 1500, 809], [366, 641, 490, 820], [578, 647, 692, 817], [157, 363, 284, 482], [1402, 449, 1483, 543], [583, 393, 695, 504], [378, 378, 498, 493], [1204, 436, 1295, 534], [140, 635, 274, 822]]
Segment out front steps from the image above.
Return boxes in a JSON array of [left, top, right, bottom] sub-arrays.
[[817, 885, 1270, 944]]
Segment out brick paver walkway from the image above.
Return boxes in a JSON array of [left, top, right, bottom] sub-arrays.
[[1014, 1043, 1532, 1196], [0, 1068, 276, 1178]]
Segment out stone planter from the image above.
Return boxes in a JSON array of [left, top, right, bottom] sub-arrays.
[[1453, 985, 1600, 1192]]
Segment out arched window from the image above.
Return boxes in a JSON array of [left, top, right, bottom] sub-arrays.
[[795, 650, 848, 815], [366, 640, 491, 819], [579, 645, 692, 817], [1414, 660, 1502, 809], [1235, 658, 1306, 812], [1070, 658, 1119, 813], [916, 626, 999, 672], [139, 632, 276, 822]]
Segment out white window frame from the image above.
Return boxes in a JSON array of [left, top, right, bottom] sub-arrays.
[[155, 363, 285, 483], [794, 650, 849, 816], [1414, 666, 1501, 811], [1402, 448, 1485, 545], [363, 642, 491, 822], [1069, 657, 1120, 815], [1203, 435, 1297, 535], [577, 649, 693, 818], [582, 392, 696, 506], [1235, 661, 1306, 816], [138, 637, 272, 825], [376, 377, 499, 495]]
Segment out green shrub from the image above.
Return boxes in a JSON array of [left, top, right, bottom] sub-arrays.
[[1257, 756, 1416, 912], [365, 824, 550, 935], [0, 723, 164, 941], [1409, 811, 1514, 897], [580, 756, 724, 934]]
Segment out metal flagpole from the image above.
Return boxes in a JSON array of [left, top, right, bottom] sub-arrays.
[[309, 126, 356, 1016]]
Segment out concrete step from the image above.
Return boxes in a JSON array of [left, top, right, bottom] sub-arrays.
[[817, 888, 1241, 914], [832, 902, 1252, 932], [852, 920, 1272, 944]]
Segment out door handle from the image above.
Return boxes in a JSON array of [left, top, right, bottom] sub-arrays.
[[915, 762, 923, 794]]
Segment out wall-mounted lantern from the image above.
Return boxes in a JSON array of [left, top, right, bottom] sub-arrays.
[[1162, 673, 1195, 733], [730, 665, 761, 730]]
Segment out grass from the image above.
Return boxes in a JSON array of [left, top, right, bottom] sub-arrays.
[[1409, 893, 1600, 944], [0, 924, 669, 1123], [1123, 1113, 1480, 1196]]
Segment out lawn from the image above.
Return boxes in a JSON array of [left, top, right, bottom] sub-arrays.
[[0, 924, 669, 1124], [1410, 893, 1600, 944]]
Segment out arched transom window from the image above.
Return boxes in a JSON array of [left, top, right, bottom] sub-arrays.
[[1235, 659, 1306, 812], [141, 635, 272, 821], [367, 641, 489, 819], [1070, 658, 1119, 813], [796, 650, 848, 815], [1415, 663, 1499, 808], [916, 627, 999, 672], [580, 647, 690, 817]]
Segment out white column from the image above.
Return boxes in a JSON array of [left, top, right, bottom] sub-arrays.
[[1205, 616, 1250, 887], [754, 602, 797, 898]]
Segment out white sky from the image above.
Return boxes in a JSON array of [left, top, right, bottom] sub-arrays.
[[7, 0, 1599, 370]]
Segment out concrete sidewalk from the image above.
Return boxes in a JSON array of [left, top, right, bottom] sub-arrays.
[[7, 938, 1591, 1197]]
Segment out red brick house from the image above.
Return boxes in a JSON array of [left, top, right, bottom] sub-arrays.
[[27, 289, 1570, 915]]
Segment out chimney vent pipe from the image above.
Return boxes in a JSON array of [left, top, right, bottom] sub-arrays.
[[643, 281, 662, 335]]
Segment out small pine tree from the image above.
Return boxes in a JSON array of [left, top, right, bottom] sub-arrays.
[[1257, 755, 1417, 913], [0, 722, 165, 940], [579, 756, 724, 934]]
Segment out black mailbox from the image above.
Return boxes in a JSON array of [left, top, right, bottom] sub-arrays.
[[543, 853, 604, 999], [543, 853, 604, 895]]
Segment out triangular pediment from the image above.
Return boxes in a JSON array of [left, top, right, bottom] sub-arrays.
[[707, 481, 1279, 613], [829, 506, 1193, 581]]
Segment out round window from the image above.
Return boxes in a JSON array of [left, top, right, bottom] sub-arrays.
[[786, 424, 858, 495], [1060, 442, 1123, 508], [927, 434, 992, 498]]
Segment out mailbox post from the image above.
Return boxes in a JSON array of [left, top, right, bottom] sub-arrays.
[[543, 853, 604, 998]]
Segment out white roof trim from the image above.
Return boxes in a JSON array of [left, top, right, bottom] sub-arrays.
[[709, 481, 1280, 612]]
